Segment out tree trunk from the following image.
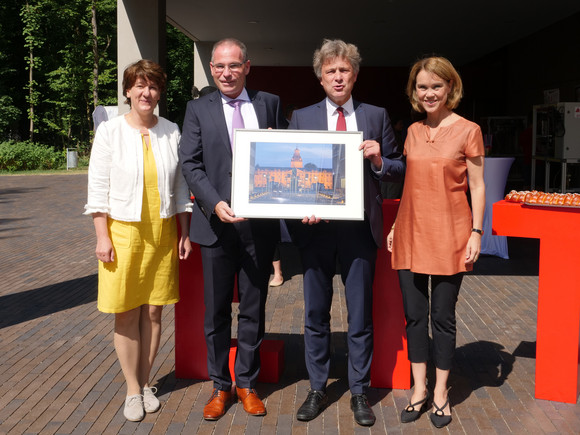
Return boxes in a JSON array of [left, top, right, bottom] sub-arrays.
[[25, 0, 34, 141], [29, 45, 34, 142], [91, 0, 99, 109]]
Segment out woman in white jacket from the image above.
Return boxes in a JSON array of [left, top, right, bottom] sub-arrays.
[[85, 59, 192, 422]]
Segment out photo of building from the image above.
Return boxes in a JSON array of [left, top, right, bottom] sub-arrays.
[[249, 144, 346, 205]]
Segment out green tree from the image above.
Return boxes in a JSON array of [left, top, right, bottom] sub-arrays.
[[166, 24, 194, 129], [39, 0, 116, 149], [21, 0, 43, 141], [1, 1, 193, 150], [0, 1, 24, 140]]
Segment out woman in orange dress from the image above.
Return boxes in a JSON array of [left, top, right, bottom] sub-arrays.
[[387, 57, 485, 428], [85, 60, 192, 422]]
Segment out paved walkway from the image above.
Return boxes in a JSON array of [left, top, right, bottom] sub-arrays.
[[0, 173, 578, 434]]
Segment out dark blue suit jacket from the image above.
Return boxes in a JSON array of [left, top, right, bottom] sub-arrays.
[[289, 99, 405, 247], [179, 89, 288, 245]]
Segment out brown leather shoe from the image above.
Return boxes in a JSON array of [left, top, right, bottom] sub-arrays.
[[203, 388, 233, 420], [236, 387, 267, 416]]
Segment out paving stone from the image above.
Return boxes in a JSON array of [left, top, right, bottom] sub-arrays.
[[0, 173, 579, 434]]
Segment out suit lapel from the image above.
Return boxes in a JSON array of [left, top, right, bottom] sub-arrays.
[[353, 100, 368, 140], [312, 98, 328, 130], [249, 89, 267, 128], [208, 92, 232, 155], [316, 100, 328, 130]]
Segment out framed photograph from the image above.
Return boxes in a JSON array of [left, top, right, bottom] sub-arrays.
[[231, 129, 364, 220]]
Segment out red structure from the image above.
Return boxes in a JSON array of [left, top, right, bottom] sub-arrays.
[[493, 200, 580, 403], [174, 243, 208, 380], [370, 199, 411, 389], [174, 242, 284, 383], [175, 200, 411, 390]]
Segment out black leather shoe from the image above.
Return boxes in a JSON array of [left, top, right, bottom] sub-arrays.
[[296, 390, 327, 421], [350, 394, 376, 426]]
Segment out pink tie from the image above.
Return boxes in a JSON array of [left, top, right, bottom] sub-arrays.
[[229, 99, 245, 146], [336, 107, 346, 131]]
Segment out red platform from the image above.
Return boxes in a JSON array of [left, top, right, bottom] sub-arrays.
[[493, 200, 580, 403], [174, 241, 284, 383], [370, 199, 411, 389]]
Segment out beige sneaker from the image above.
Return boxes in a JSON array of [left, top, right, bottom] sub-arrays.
[[143, 387, 161, 413], [123, 394, 144, 421]]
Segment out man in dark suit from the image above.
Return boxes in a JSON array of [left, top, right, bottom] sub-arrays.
[[289, 39, 405, 426], [179, 38, 287, 421]]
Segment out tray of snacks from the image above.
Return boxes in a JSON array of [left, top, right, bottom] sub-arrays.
[[504, 190, 580, 207]]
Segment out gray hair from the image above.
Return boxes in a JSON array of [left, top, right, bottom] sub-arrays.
[[211, 38, 248, 63], [313, 39, 361, 79]]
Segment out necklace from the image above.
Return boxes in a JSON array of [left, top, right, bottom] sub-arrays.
[[425, 124, 439, 144], [424, 112, 457, 143]]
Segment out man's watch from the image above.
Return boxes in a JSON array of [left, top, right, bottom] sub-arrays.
[[471, 228, 484, 235]]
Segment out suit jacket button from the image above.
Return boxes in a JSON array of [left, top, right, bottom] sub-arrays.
[[228, 172, 232, 177]]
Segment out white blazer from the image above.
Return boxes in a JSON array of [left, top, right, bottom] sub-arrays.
[[84, 115, 192, 221]]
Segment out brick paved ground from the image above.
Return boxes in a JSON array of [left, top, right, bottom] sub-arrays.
[[0, 173, 579, 434]]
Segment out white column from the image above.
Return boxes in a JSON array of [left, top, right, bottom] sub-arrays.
[[117, 0, 165, 115], [193, 41, 214, 92]]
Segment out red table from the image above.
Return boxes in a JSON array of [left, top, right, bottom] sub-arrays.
[[493, 200, 580, 403], [175, 200, 410, 390]]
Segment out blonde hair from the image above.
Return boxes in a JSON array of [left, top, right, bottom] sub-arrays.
[[313, 39, 361, 79], [406, 56, 463, 112]]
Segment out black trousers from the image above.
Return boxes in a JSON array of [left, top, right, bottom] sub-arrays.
[[201, 220, 277, 390], [398, 270, 463, 370]]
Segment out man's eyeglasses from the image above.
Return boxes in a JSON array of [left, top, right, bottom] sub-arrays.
[[211, 62, 245, 73]]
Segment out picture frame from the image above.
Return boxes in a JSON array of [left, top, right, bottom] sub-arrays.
[[231, 129, 364, 220]]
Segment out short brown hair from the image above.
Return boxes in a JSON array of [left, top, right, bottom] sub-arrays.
[[313, 39, 361, 80], [406, 56, 463, 112], [122, 59, 167, 105]]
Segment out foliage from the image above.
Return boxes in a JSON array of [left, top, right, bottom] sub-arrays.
[[0, 2, 24, 140], [0, 95, 21, 139], [21, 0, 44, 140], [0, 0, 193, 156], [38, 0, 117, 148], [0, 0, 117, 149], [0, 141, 65, 171], [166, 24, 194, 129]]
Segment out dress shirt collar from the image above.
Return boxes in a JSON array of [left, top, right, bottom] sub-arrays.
[[220, 88, 250, 105], [325, 96, 354, 116]]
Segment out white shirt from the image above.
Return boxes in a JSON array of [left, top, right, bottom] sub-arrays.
[[221, 89, 259, 145], [325, 97, 358, 131], [326, 96, 383, 173]]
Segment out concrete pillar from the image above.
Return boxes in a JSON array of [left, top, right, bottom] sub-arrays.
[[193, 41, 214, 93], [117, 0, 166, 115]]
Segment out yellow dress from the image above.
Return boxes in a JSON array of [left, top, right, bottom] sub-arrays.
[[97, 135, 179, 313]]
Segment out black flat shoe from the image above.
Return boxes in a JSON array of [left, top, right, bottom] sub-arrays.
[[400, 390, 429, 423], [296, 390, 327, 421], [350, 394, 376, 427], [430, 396, 452, 428]]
